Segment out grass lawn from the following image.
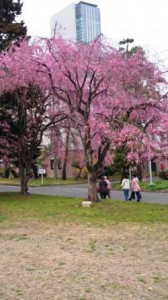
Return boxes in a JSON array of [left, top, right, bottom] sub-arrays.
[[0, 192, 168, 225], [0, 193, 168, 299], [0, 177, 87, 186]]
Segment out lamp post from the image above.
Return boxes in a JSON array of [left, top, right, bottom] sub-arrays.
[[148, 159, 153, 185]]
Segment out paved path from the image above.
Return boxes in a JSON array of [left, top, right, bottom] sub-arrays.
[[0, 184, 168, 204]]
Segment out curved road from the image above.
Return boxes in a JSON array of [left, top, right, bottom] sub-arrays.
[[0, 184, 168, 204]]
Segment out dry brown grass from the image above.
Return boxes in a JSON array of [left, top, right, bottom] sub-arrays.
[[0, 222, 168, 300]]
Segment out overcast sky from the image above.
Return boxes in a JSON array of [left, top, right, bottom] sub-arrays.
[[21, 0, 168, 69]]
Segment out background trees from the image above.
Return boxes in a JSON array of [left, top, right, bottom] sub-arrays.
[[0, 0, 27, 51], [0, 0, 28, 183]]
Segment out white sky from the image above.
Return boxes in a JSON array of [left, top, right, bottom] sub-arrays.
[[21, 0, 168, 70]]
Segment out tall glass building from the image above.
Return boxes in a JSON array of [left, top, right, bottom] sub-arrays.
[[50, 1, 101, 43], [75, 2, 101, 43]]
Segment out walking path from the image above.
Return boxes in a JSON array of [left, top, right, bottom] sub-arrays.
[[0, 184, 168, 204]]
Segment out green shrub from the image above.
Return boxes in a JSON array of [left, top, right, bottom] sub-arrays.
[[158, 170, 168, 180]]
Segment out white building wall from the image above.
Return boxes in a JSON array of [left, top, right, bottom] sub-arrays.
[[50, 2, 77, 41]]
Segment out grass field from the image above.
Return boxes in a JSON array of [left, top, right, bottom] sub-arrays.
[[0, 192, 168, 299], [0, 192, 168, 225], [0, 177, 87, 186]]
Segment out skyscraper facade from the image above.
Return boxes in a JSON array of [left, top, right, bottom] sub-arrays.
[[50, 1, 101, 43]]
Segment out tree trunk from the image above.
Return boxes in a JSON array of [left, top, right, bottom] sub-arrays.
[[137, 164, 142, 181], [121, 164, 129, 182], [31, 163, 38, 179], [19, 165, 30, 196], [53, 154, 57, 179], [87, 171, 99, 202], [62, 129, 70, 180], [75, 167, 82, 180], [62, 159, 67, 180]]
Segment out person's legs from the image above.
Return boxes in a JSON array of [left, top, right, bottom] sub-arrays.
[[125, 189, 129, 201], [136, 191, 142, 201], [100, 192, 106, 199], [104, 192, 107, 199], [123, 189, 129, 201], [129, 191, 135, 200]]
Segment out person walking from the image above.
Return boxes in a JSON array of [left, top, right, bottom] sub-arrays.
[[98, 176, 108, 199], [104, 176, 111, 199], [130, 174, 142, 202], [121, 174, 130, 201], [128, 191, 135, 200], [129, 174, 138, 201]]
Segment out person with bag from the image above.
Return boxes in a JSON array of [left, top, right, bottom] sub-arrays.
[[130, 174, 142, 202]]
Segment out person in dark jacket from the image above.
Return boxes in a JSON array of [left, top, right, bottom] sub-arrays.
[[98, 176, 108, 199], [104, 176, 112, 199]]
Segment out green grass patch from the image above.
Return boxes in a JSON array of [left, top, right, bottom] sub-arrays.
[[112, 179, 168, 191], [0, 214, 6, 222], [0, 192, 167, 225], [141, 180, 168, 191], [0, 177, 87, 186]]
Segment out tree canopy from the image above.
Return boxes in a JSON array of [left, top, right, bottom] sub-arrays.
[[0, 37, 168, 199], [41, 38, 168, 200], [0, 0, 27, 51]]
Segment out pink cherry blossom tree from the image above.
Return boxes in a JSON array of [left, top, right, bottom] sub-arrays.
[[38, 37, 168, 201], [0, 38, 168, 201]]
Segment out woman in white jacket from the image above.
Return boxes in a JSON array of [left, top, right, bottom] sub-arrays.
[[121, 174, 130, 201]]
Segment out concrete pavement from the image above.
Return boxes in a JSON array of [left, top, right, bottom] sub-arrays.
[[0, 184, 168, 204]]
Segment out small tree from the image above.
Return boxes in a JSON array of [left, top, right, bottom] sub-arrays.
[[0, 41, 66, 195]]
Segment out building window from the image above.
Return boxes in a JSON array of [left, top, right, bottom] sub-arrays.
[[50, 159, 54, 170], [50, 159, 62, 170]]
